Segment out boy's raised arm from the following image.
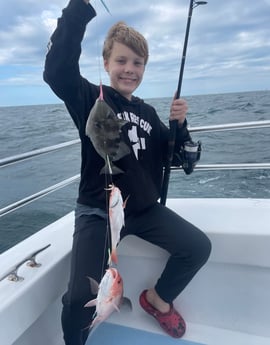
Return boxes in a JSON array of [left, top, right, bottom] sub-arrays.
[[43, 0, 96, 103]]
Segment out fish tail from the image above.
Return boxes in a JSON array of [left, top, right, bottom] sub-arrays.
[[107, 248, 112, 266], [99, 0, 111, 15], [107, 247, 118, 265], [100, 161, 124, 175], [110, 248, 118, 264]]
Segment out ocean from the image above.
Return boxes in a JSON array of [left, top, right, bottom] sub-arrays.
[[0, 90, 270, 253]]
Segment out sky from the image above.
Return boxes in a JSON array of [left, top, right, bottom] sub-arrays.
[[0, 0, 270, 106]]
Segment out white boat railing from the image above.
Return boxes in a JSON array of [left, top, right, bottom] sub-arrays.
[[1, 120, 270, 169], [0, 175, 80, 218], [0, 139, 80, 168], [188, 119, 270, 133], [0, 119, 269, 219], [172, 162, 270, 171]]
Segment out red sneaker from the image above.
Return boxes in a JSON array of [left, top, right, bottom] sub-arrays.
[[139, 290, 186, 338]]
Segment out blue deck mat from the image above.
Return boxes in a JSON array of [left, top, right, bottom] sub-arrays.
[[86, 322, 205, 345]]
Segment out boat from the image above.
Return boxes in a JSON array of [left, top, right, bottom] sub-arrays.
[[0, 120, 270, 345]]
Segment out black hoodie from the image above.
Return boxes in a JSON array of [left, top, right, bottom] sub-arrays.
[[43, 0, 191, 215]]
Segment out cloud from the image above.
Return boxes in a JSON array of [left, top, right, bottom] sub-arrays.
[[0, 0, 269, 106]]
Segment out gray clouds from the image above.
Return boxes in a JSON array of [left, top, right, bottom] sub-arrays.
[[0, 0, 269, 105]]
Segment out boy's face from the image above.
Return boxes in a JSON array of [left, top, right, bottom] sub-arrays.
[[104, 42, 145, 100]]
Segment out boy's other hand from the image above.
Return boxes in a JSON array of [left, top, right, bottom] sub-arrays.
[[169, 98, 188, 127]]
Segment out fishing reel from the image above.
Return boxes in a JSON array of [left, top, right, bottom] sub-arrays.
[[176, 140, 202, 175]]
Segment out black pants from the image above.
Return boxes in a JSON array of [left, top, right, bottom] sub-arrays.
[[61, 202, 211, 345]]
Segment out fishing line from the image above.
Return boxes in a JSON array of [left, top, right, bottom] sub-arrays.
[[96, 161, 113, 283], [92, 0, 114, 282], [93, 0, 103, 85], [104, 158, 114, 270], [93, 0, 111, 85]]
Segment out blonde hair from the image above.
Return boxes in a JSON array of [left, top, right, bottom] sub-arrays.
[[103, 21, 149, 64]]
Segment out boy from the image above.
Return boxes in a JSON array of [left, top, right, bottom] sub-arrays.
[[44, 0, 211, 344]]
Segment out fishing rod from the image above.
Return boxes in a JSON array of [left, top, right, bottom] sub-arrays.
[[160, 0, 207, 205]]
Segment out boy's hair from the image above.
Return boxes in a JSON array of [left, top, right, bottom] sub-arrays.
[[102, 21, 149, 65]]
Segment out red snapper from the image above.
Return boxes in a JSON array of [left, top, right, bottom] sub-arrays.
[[85, 268, 132, 328]]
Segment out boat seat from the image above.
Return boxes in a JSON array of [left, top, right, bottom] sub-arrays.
[[118, 198, 270, 268], [113, 199, 270, 343]]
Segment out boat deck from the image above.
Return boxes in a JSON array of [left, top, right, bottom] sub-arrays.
[[87, 322, 203, 345], [1, 199, 270, 345], [86, 319, 270, 345]]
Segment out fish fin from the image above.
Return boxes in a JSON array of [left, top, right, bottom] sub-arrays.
[[99, 0, 111, 15], [123, 195, 130, 209], [86, 276, 99, 295], [115, 305, 121, 313], [84, 298, 97, 308], [112, 302, 121, 313], [121, 297, 133, 311], [90, 316, 102, 329], [100, 162, 124, 175], [111, 164, 125, 175]]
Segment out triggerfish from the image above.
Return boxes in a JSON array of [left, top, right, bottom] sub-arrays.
[[84, 268, 132, 328], [85, 84, 130, 174]]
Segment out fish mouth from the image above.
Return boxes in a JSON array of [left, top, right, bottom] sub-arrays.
[[109, 267, 118, 278]]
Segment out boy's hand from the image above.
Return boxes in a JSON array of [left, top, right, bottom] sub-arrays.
[[169, 98, 188, 127]]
